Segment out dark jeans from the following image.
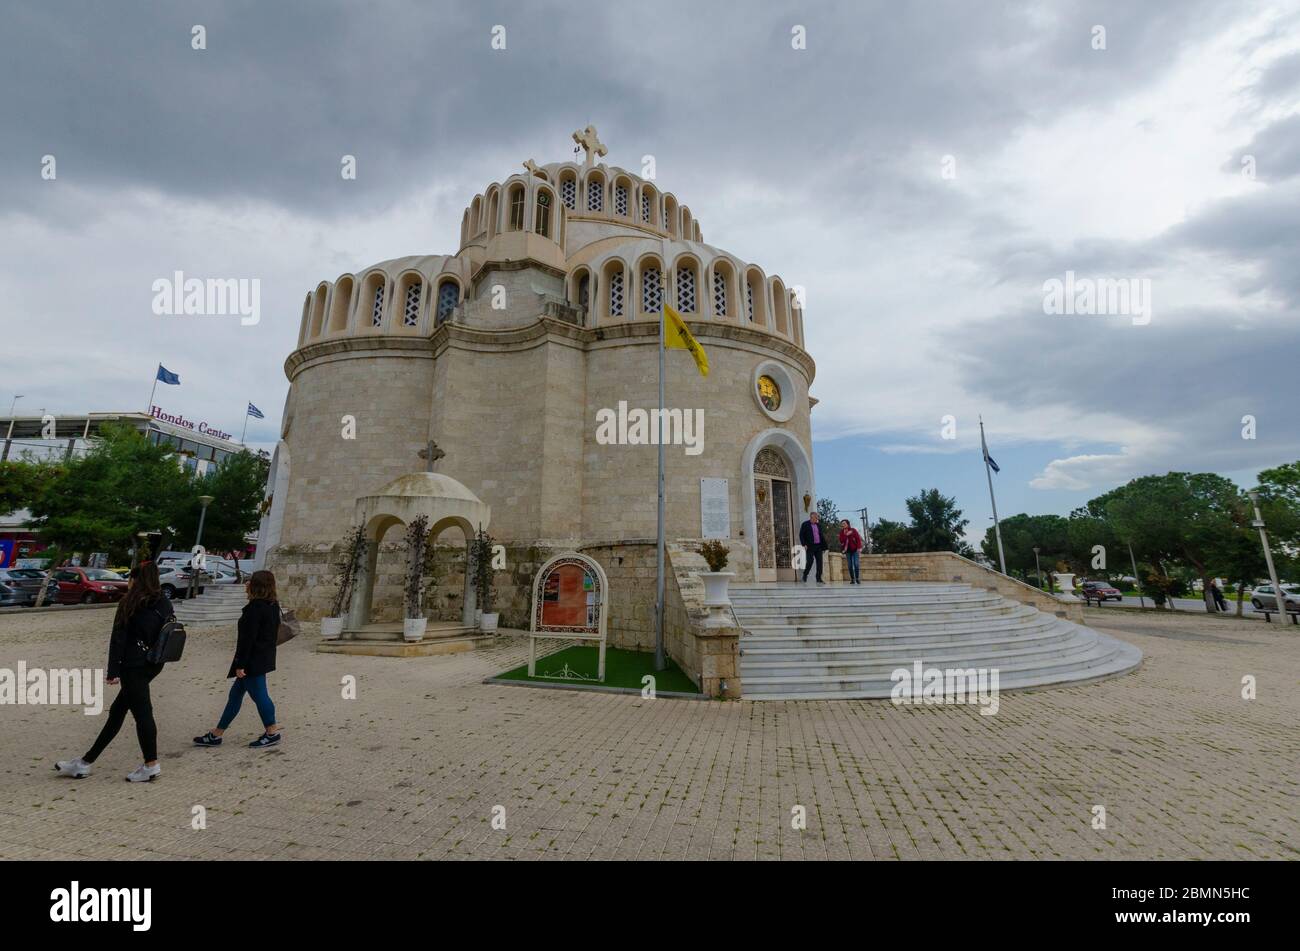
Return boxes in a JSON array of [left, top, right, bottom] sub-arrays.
[[802, 548, 825, 582], [84, 663, 164, 763], [218, 674, 276, 730], [845, 550, 860, 583]]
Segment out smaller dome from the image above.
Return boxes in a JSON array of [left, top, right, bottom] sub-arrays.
[[370, 472, 482, 504]]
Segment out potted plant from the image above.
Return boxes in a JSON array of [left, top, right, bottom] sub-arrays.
[[322, 525, 365, 639], [403, 516, 430, 641], [698, 539, 735, 606], [471, 526, 499, 633]]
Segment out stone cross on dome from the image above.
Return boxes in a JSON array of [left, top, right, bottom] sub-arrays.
[[572, 125, 607, 167], [418, 439, 445, 473]]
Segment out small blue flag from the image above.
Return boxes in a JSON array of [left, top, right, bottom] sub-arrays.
[[156, 365, 180, 385], [247, 402, 265, 419]]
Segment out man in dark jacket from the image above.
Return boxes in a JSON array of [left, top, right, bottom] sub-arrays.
[[798, 511, 828, 584]]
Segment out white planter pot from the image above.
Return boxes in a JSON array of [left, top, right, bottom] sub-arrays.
[[1053, 572, 1079, 601], [480, 612, 499, 633], [320, 616, 345, 640], [700, 571, 736, 606], [403, 617, 427, 642]]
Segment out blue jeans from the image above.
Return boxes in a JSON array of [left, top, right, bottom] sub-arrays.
[[845, 550, 860, 583], [217, 674, 276, 730]]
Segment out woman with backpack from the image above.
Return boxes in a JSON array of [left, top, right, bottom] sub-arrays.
[[55, 560, 176, 782], [193, 569, 283, 749]]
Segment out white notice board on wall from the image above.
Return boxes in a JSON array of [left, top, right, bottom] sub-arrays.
[[700, 478, 729, 539]]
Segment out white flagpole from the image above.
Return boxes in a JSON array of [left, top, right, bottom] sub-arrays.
[[654, 249, 667, 671], [980, 416, 1007, 575], [240, 407, 250, 445], [146, 363, 160, 417]]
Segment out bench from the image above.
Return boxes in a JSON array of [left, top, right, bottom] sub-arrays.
[[1259, 607, 1299, 624]]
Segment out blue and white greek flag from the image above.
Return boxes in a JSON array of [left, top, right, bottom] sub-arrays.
[[246, 402, 265, 419]]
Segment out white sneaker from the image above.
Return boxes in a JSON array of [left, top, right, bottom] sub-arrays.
[[125, 763, 160, 783], [54, 758, 91, 778]]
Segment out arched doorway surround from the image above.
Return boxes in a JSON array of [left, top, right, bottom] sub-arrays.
[[346, 472, 491, 630], [740, 429, 814, 582]]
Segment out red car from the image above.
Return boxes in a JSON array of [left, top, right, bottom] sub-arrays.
[[1080, 580, 1122, 604], [52, 567, 128, 605]]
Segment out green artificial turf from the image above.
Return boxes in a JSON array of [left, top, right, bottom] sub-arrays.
[[495, 645, 701, 694]]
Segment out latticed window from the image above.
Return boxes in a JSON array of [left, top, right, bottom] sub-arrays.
[[371, 284, 385, 327], [615, 184, 628, 217], [560, 178, 576, 210], [403, 281, 421, 327], [609, 269, 624, 317], [676, 266, 696, 313], [663, 207, 670, 227], [745, 280, 754, 321], [586, 178, 603, 212], [713, 270, 727, 317], [641, 193, 651, 223], [642, 266, 663, 313], [435, 280, 458, 324]]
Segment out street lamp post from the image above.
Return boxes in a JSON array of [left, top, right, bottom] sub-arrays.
[[1247, 490, 1288, 622], [3, 394, 23, 461], [1032, 546, 1042, 591], [188, 495, 215, 600], [857, 506, 872, 555]]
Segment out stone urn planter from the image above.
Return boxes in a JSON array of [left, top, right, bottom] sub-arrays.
[[403, 617, 427, 642], [479, 612, 499, 633], [1053, 572, 1079, 601], [700, 571, 736, 606], [320, 616, 345, 640]]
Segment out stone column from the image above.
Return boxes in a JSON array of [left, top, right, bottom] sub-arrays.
[[461, 539, 477, 627], [347, 538, 376, 632]]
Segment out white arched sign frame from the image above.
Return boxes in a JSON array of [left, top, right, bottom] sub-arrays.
[[528, 551, 609, 681]]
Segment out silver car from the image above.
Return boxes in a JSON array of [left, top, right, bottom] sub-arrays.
[[1250, 584, 1299, 614]]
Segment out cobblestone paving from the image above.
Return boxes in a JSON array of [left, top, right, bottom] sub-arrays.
[[0, 605, 1295, 860]]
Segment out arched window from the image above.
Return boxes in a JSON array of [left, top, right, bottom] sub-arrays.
[[681, 207, 693, 241], [507, 184, 526, 231], [745, 269, 767, 325], [676, 260, 697, 314], [298, 293, 311, 344], [608, 267, 624, 318], [586, 176, 604, 212], [403, 279, 422, 328], [560, 174, 577, 211], [772, 279, 789, 335], [535, 189, 553, 238], [371, 284, 385, 327], [310, 283, 328, 338], [327, 275, 354, 334], [745, 281, 754, 321], [642, 263, 663, 314], [470, 196, 483, 235], [713, 268, 728, 318], [435, 279, 459, 324], [614, 181, 629, 217], [486, 188, 500, 238], [578, 272, 590, 310], [640, 192, 651, 223], [663, 195, 679, 237], [640, 185, 656, 225]]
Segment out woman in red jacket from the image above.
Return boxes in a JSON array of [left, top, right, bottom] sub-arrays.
[[838, 519, 863, 584]]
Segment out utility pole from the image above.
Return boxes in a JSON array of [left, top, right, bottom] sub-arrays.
[[1127, 541, 1146, 609], [857, 506, 872, 554], [1247, 490, 1288, 622]]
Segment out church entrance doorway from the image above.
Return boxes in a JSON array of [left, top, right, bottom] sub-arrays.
[[753, 446, 796, 582]]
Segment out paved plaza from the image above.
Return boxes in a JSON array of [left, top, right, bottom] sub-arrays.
[[0, 605, 1295, 860]]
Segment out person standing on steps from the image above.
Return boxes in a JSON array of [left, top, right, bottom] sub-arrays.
[[799, 511, 828, 585], [838, 519, 863, 584], [193, 569, 283, 749], [54, 561, 173, 782]]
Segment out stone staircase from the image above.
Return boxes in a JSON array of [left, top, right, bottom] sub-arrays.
[[170, 584, 248, 624], [731, 581, 1141, 701]]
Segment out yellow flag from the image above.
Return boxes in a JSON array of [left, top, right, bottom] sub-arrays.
[[663, 304, 709, 377]]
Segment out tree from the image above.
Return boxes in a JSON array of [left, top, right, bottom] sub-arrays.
[[984, 513, 1071, 584], [0, 457, 64, 514], [816, 496, 842, 552], [169, 450, 270, 557], [905, 488, 971, 556], [27, 424, 193, 562], [870, 518, 917, 554]]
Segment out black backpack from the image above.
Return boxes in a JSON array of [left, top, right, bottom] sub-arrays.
[[140, 606, 187, 664]]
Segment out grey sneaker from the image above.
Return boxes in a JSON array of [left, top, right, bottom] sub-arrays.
[[125, 763, 161, 783], [54, 758, 91, 778]]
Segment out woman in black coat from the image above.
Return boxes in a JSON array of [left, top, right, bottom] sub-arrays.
[[55, 560, 174, 782], [193, 569, 283, 748]]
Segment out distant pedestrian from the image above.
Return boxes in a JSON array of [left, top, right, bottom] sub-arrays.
[[55, 561, 173, 782], [193, 569, 283, 749], [839, 519, 863, 584], [1210, 581, 1228, 612], [799, 511, 828, 584]]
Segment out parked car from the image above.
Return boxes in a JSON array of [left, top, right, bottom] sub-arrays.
[[1080, 580, 1123, 604], [157, 565, 207, 600], [52, 567, 128, 604], [0, 568, 49, 606], [1249, 584, 1300, 614]]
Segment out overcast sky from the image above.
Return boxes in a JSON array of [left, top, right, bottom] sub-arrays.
[[2, 0, 1297, 531]]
